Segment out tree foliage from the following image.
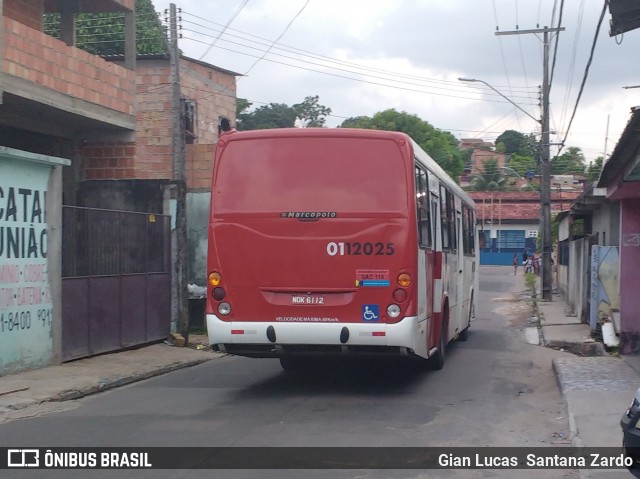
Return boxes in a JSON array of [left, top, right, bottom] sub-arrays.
[[292, 95, 332, 127], [470, 159, 506, 191], [495, 130, 536, 157], [340, 109, 464, 181], [237, 102, 296, 130], [236, 96, 331, 130], [586, 156, 604, 182], [43, 0, 168, 56], [552, 146, 586, 175], [507, 153, 537, 178]]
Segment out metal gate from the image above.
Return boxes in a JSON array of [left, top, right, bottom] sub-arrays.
[[61, 206, 171, 361]]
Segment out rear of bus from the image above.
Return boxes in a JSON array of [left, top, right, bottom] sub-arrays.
[[206, 128, 422, 364]]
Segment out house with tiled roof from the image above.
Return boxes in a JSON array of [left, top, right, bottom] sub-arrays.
[[469, 191, 581, 265]]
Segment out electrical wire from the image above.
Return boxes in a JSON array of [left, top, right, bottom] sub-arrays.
[[180, 13, 538, 94], [182, 33, 538, 106], [548, 0, 564, 91], [197, 0, 250, 61], [241, 0, 311, 77], [556, 1, 608, 158]]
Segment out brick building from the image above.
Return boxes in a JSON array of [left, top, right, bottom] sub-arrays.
[[0, 0, 238, 373]]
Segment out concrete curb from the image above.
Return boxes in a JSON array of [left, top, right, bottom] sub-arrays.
[[51, 358, 212, 403]]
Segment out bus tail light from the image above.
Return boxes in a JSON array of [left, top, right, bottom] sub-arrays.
[[212, 287, 225, 301], [387, 304, 401, 318], [393, 288, 407, 303], [397, 273, 412, 287], [208, 271, 222, 286]]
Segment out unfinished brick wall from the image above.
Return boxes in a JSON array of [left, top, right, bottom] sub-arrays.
[[80, 142, 136, 180], [179, 58, 237, 144], [186, 144, 215, 190], [4, 0, 43, 31], [135, 59, 175, 180], [3, 17, 135, 114], [135, 57, 236, 188]]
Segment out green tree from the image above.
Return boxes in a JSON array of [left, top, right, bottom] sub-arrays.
[[340, 116, 372, 128], [237, 102, 296, 130], [340, 109, 463, 181], [470, 159, 506, 191], [43, 0, 168, 56], [292, 95, 331, 127], [496, 130, 537, 157], [507, 153, 537, 178], [236, 98, 252, 118], [237, 95, 331, 130], [505, 153, 538, 190], [586, 156, 604, 182], [552, 146, 586, 174], [461, 148, 474, 170]]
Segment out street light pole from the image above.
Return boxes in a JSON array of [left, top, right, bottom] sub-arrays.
[[458, 77, 539, 123]]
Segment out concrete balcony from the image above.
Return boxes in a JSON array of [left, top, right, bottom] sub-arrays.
[[1, 11, 136, 139]]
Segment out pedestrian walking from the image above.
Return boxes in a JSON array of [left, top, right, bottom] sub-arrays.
[[512, 253, 519, 275]]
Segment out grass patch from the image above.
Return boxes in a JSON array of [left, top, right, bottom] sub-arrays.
[[524, 272, 537, 295]]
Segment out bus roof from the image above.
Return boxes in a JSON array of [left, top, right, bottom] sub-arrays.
[[218, 128, 475, 209]]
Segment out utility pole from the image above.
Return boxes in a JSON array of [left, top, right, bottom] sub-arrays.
[[496, 26, 564, 301], [169, 3, 189, 342]]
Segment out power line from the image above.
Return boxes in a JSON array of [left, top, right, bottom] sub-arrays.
[[556, 1, 607, 158], [241, 0, 311, 77], [197, 0, 250, 61], [181, 12, 538, 95], [183, 33, 539, 106]]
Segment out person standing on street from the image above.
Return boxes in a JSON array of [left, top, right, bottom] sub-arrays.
[[512, 253, 519, 275]]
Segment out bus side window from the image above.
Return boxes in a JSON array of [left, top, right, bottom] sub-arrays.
[[462, 204, 471, 255], [440, 185, 450, 251], [462, 204, 476, 256], [448, 190, 457, 253], [415, 166, 431, 248]]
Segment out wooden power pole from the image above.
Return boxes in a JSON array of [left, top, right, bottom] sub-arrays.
[[496, 26, 564, 301], [169, 3, 189, 342]]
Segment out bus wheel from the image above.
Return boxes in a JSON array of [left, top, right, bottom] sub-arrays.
[[431, 316, 447, 370], [459, 327, 469, 341], [279, 356, 304, 372], [459, 294, 474, 342]]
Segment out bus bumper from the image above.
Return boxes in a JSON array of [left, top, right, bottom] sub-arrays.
[[206, 313, 427, 359]]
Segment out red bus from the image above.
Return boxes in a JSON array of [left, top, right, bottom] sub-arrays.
[[206, 128, 478, 370]]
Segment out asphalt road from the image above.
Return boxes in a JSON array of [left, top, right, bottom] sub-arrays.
[[0, 266, 577, 479]]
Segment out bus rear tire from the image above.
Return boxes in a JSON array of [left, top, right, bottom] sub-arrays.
[[459, 294, 474, 342], [279, 356, 304, 372], [459, 326, 469, 341], [430, 317, 446, 370]]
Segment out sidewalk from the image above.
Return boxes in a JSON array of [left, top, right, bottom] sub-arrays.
[[537, 294, 640, 479], [0, 335, 223, 423]]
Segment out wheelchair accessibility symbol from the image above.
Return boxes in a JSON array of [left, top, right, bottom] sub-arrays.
[[362, 305, 379, 322]]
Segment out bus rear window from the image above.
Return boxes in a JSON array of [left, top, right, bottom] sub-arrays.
[[214, 137, 408, 214]]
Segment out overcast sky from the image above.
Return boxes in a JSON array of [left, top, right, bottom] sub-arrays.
[[153, 0, 640, 163]]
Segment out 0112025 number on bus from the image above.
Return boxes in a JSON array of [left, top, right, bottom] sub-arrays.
[[326, 242, 395, 256]]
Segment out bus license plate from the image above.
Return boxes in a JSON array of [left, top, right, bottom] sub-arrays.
[[291, 295, 325, 305]]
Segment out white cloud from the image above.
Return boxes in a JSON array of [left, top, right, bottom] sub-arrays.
[[153, 0, 640, 162]]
